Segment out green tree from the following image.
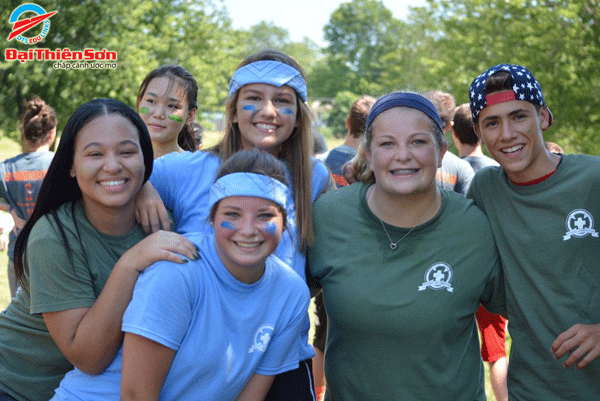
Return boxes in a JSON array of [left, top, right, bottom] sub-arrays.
[[317, 0, 406, 97], [326, 91, 359, 139]]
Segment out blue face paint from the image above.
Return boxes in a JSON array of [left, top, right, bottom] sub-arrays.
[[264, 221, 277, 236], [242, 104, 256, 112], [280, 108, 294, 116], [221, 221, 235, 230]]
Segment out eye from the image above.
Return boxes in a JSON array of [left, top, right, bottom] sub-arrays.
[[412, 139, 427, 145], [258, 212, 276, 220], [275, 97, 292, 104], [484, 120, 498, 128], [224, 211, 240, 218], [144, 98, 155, 105]]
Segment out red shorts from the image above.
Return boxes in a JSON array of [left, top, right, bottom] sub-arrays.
[[476, 305, 507, 362]]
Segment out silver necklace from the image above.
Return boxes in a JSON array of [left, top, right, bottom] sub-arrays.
[[367, 185, 438, 250]]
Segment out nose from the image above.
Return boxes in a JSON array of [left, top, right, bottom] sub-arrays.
[[260, 100, 278, 118], [499, 119, 517, 141], [238, 216, 259, 236], [103, 153, 122, 172], [393, 143, 411, 161]]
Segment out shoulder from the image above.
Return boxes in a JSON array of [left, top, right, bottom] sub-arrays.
[[267, 256, 310, 302], [442, 152, 473, 171], [441, 191, 494, 235], [154, 150, 220, 172], [311, 157, 330, 180], [470, 165, 504, 191], [313, 183, 362, 219]]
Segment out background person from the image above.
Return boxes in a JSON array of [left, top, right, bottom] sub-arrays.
[[0, 97, 56, 298], [136, 65, 198, 158], [308, 91, 505, 400]]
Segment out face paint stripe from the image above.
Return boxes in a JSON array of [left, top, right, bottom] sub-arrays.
[[242, 105, 256, 111], [168, 115, 184, 123], [264, 221, 277, 235], [221, 221, 235, 230], [280, 108, 294, 115], [139, 106, 150, 114]]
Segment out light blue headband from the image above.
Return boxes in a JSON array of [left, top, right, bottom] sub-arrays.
[[228, 60, 308, 102], [208, 172, 289, 213]]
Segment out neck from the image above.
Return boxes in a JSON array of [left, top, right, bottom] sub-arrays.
[[343, 134, 361, 150], [367, 184, 441, 228], [23, 143, 51, 153], [82, 201, 137, 236], [507, 151, 561, 184], [152, 142, 183, 159], [215, 242, 266, 284], [457, 143, 484, 158]]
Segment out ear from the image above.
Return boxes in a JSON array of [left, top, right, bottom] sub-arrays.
[[539, 106, 552, 131], [69, 166, 76, 178], [186, 108, 197, 125], [438, 142, 448, 168]]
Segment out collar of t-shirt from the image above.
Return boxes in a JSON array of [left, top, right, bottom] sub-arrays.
[[510, 154, 564, 187]]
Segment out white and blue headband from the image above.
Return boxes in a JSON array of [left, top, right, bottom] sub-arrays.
[[228, 60, 307, 102], [208, 172, 289, 213]]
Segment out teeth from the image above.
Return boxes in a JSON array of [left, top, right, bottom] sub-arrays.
[[236, 242, 261, 248], [255, 123, 277, 130], [502, 145, 523, 153], [101, 180, 126, 186], [391, 169, 418, 175]]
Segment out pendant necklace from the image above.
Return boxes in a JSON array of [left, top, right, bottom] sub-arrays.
[[367, 185, 438, 250]]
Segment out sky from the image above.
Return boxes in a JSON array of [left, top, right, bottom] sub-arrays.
[[222, 0, 427, 47]]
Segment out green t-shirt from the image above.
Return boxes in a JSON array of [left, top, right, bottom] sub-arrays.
[[308, 183, 505, 401], [0, 200, 145, 401], [467, 154, 600, 400]]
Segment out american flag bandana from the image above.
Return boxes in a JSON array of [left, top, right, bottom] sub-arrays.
[[468, 64, 550, 125]]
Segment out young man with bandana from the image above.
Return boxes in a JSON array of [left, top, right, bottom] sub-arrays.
[[467, 63, 600, 400]]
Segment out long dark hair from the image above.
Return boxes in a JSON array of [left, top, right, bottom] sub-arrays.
[[13, 98, 154, 283], [137, 64, 199, 152]]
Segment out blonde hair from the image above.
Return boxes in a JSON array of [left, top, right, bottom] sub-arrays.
[[210, 49, 315, 250]]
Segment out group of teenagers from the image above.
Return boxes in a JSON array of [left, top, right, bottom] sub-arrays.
[[0, 48, 597, 401]]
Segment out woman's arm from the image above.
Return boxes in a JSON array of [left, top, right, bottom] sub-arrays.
[[236, 373, 275, 401], [121, 332, 176, 401], [43, 230, 197, 374], [135, 181, 172, 234]]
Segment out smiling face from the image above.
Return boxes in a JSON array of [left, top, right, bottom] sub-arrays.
[[70, 113, 145, 222], [213, 195, 284, 284], [475, 98, 552, 183], [366, 107, 446, 199], [137, 76, 194, 149], [233, 83, 298, 155]]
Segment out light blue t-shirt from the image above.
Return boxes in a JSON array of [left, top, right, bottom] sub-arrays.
[[51, 234, 310, 400], [149, 150, 331, 361]]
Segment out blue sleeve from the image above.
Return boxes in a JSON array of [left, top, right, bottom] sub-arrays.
[[255, 282, 310, 375], [148, 153, 181, 214], [122, 261, 200, 350], [311, 158, 334, 201]]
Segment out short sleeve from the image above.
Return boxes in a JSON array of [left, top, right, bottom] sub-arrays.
[[28, 219, 96, 314], [122, 262, 198, 350], [255, 288, 309, 375]]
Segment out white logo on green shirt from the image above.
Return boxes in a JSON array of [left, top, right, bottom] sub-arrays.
[[249, 325, 274, 353], [563, 209, 599, 241], [418, 262, 454, 293]]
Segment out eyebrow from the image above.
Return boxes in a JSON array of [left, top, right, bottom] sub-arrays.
[[240, 88, 294, 97], [82, 139, 140, 150], [482, 107, 530, 122], [144, 92, 182, 103]]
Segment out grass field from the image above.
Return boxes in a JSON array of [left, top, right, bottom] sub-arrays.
[[0, 132, 507, 400]]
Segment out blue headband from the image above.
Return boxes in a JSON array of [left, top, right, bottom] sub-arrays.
[[208, 172, 289, 213], [228, 60, 308, 102], [366, 92, 443, 133], [469, 64, 552, 126]]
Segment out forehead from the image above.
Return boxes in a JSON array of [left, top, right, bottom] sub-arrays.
[[145, 76, 187, 99], [371, 107, 433, 134], [76, 114, 139, 147], [239, 83, 296, 96], [478, 99, 537, 120], [217, 195, 280, 210]]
